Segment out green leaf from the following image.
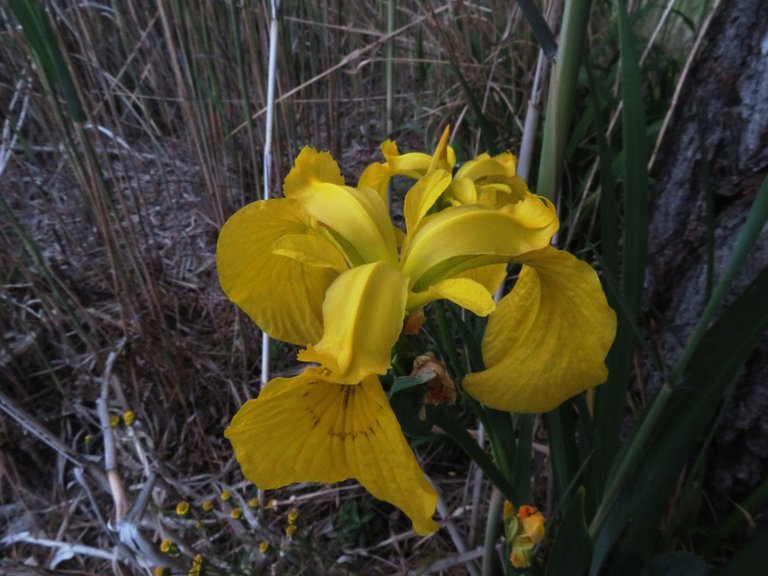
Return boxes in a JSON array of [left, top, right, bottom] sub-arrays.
[[592, 0, 649, 495], [390, 385, 434, 437], [515, 0, 558, 58], [640, 552, 710, 576], [546, 489, 592, 576], [713, 526, 768, 576], [388, 371, 436, 399], [617, 0, 649, 318], [590, 267, 768, 574], [9, 0, 86, 122]]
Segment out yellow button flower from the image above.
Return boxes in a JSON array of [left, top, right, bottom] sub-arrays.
[[175, 501, 190, 516]]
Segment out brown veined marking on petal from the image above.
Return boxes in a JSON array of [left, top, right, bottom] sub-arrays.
[[341, 386, 352, 410]]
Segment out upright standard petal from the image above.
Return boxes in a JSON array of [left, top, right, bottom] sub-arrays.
[[225, 369, 439, 534], [217, 199, 338, 345], [358, 129, 456, 200], [283, 146, 345, 198], [298, 262, 409, 384], [299, 184, 399, 266], [401, 198, 558, 291], [403, 170, 452, 233], [463, 247, 617, 413]]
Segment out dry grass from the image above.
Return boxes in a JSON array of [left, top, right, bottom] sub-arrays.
[[0, 0, 708, 574]]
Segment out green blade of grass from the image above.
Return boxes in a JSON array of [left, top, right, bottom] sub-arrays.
[[536, 0, 592, 201], [713, 526, 768, 576], [592, 0, 649, 487], [9, 0, 86, 122], [515, 0, 558, 59], [590, 266, 768, 573], [546, 488, 592, 576]]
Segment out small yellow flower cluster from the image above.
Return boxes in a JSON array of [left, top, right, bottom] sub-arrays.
[[201, 499, 214, 512], [123, 410, 136, 427], [159, 538, 175, 555], [503, 501, 546, 568], [187, 553, 204, 576], [285, 507, 300, 538]]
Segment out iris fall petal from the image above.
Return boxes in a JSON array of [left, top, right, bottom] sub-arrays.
[[463, 246, 617, 412], [216, 199, 336, 345], [225, 369, 439, 534]]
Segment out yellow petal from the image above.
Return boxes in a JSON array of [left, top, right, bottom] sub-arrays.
[[454, 152, 517, 182], [407, 277, 496, 317], [225, 369, 439, 534], [463, 247, 617, 413], [448, 177, 478, 205], [401, 199, 558, 291], [283, 146, 345, 198], [298, 262, 408, 383], [382, 139, 433, 175], [299, 184, 399, 266], [454, 264, 508, 296], [427, 125, 456, 173], [358, 161, 392, 201], [217, 199, 337, 345], [271, 231, 349, 272], [449, 152, 530, 208], [403, 170, 452, 233]]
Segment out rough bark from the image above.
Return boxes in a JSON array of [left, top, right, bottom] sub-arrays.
[[646, 0, 768, 517]]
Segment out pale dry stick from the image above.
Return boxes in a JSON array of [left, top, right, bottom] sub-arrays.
[[261, 0, 280, 390], [432, 481, 482, 576], [98, 343, 129, 524], [0, 76, 29, 177], [1, 532, 117, 564], [230, 4, 454, 137], [517, 51, 548, 182], [467, 422, 486, 545], [423, 547, 485, 574], [97, 387, 129, 523], [116, 473, 189, 573]]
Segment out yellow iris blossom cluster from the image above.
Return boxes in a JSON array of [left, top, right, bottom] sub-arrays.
[[216, 128, 616, 535]]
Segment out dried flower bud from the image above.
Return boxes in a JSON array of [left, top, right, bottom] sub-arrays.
[[412, 352, 456, 405]]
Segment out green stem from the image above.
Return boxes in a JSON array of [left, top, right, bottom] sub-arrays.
[[536, 0, 592, 201], [482, 488, 505, 576], [434, 302, 464, 379], [434, 411, 515, 499], [589, 385, 672, 534]]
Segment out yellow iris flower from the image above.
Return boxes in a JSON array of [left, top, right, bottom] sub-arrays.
[[217, 129, 616, 535]]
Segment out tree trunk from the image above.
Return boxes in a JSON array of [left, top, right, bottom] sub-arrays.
[[646, 0, 768, 519]]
